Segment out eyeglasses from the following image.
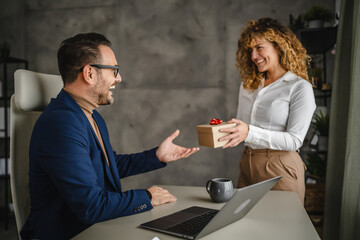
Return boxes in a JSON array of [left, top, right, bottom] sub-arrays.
[[79, 64, 120, 77]]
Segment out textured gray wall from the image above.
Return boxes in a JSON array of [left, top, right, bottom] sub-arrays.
[[1, 0, 335, 190]]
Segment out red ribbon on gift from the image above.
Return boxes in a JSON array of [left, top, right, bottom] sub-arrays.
[[209, 118, 223, 125]]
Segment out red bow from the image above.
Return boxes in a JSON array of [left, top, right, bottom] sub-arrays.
[[209, 118, 223, 125]]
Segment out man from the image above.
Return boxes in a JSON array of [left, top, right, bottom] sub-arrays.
[[21, 32, 199, 240]]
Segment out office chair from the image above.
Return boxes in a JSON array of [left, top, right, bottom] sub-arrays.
[[10, 69, 63, 238]]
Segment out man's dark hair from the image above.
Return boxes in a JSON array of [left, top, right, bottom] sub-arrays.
[[57, 32, 111, 85]]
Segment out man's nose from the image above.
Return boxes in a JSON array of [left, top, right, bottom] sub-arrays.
[[115, 73, 122, 83]]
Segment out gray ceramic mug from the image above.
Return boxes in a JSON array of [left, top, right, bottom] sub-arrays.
[[206, 178, 234, 203]]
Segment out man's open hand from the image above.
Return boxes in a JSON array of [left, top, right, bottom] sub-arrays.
[[156, 129, 199, 162]]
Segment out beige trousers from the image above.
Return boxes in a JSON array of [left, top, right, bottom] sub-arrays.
[[237, 147, 306, 204]]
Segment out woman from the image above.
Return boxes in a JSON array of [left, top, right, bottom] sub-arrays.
[[220, 18, 316, 203]]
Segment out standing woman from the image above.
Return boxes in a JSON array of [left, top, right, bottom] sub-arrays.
[[220, 18, 316, 203]]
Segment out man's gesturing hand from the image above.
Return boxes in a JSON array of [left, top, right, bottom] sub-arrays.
[[156, 129, 199, 163]]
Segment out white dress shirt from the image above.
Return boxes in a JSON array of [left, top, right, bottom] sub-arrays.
[[236, 71, 316, 151]]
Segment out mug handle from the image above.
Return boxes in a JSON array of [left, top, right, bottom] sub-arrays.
[[206, 180, 212, 193]]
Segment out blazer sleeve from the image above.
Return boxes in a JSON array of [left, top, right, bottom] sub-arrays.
[[31, 111, 153, 225], [113, 148, 167, 179]]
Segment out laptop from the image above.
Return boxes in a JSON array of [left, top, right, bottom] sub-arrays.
[[140, 176, 281, 239]]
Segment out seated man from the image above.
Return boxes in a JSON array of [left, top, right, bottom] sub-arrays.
[[21, 32, 199, 240]]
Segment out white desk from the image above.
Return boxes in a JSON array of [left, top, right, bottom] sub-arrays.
[[73, 185, 320, 240]]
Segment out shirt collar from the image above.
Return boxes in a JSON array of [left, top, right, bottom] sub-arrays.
[[279, 71, 298, 82], [260, 71, 298, 86]]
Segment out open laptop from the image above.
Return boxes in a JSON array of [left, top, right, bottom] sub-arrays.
[[140, 176, 281, 239]]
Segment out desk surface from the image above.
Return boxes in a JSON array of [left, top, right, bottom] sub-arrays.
[[73, 185, 319, 240]]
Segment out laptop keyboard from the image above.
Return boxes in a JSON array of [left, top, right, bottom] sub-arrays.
[[166, 209, 219, 236]]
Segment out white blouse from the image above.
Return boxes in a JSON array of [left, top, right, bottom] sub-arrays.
[[236, 71, 316, 151]]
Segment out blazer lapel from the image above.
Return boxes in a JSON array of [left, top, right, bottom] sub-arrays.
[[92, 113, 122, 191]]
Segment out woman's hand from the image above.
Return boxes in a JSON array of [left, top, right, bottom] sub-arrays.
[[219, 118, 249, 148]]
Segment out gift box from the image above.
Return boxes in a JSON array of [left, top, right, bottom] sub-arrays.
[[196, 122, 237, 148]]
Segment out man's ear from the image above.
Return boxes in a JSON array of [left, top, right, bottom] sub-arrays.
[[81, 65, 96, 85]]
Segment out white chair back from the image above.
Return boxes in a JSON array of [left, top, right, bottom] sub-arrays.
[[10, 69, 63, 237]]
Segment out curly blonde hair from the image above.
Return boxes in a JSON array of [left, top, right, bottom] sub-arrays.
[[236, 18, 311, 90]]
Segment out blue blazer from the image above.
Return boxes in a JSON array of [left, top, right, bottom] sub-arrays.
[[21, 89, 166, 240]]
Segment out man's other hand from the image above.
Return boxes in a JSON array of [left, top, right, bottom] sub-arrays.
[[147, 186, 177, 206]]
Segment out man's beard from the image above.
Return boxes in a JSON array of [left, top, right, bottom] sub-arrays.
[[97, 92, 114, 105], [94, 72, 114, 105]]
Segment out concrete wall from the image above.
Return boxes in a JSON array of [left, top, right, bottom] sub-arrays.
[[0, 0, 335, 190]]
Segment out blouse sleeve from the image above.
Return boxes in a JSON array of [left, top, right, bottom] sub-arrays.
[[245, 80, 316, 151]]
